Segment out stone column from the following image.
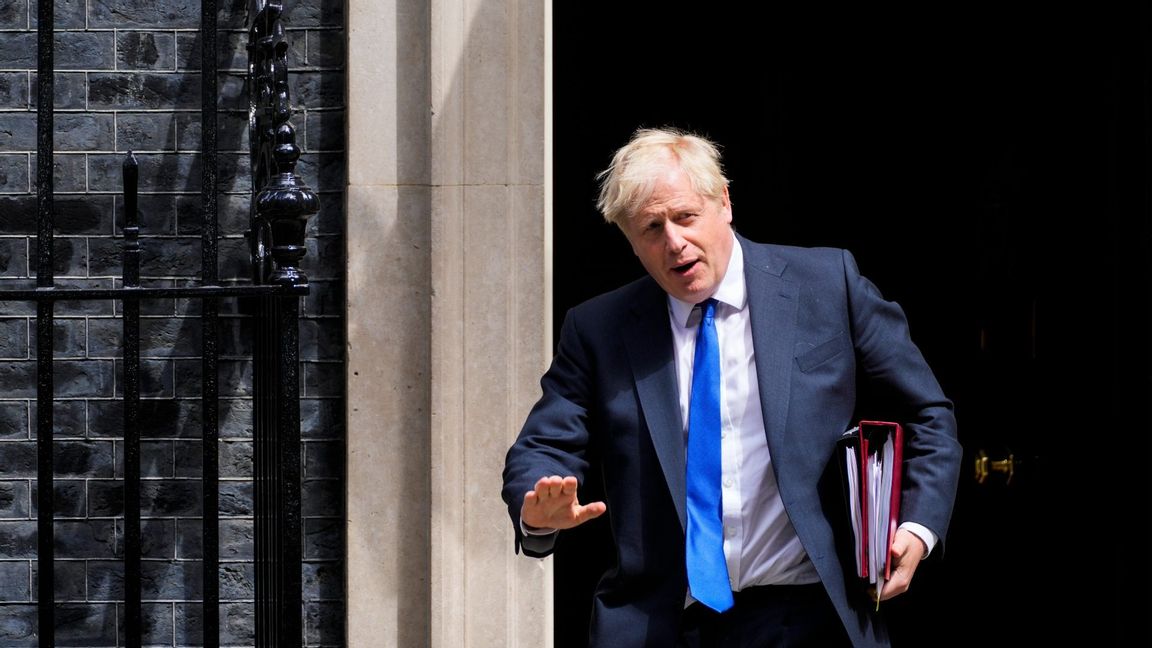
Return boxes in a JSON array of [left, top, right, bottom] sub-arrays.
[[346, 1, 551, 646]]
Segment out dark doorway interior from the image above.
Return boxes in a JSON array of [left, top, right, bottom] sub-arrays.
[[551, 3, 1149, 647]]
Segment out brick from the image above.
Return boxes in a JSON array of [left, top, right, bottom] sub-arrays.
[[28, 72, 88, 110], [300, 397, 342, 441], [303, 517, 339, 560], [174, 358, 252, 398], [88, 73, 200, 110], [28, 0, 87, 30], [303, 361, 341, 398], [0, 73, 29, 109], [299, 234, 341, 281], [115, 193, 178, 236], [138, 439, 175, 479], [220, 518, 253, 560], [0, 402, 28, 440], [0, 561, 30, 601], [0, 604, 36, 643], [0, 198, 34, 235], [89, 398, 203, 439], [139, 560, 201, 599], [0, 521, 35, 558], [28, 153, 88, 193], [0, 443, 36, 479], [117, 112, 177, 154], [137, 602, 176, 645], [220, 601, 255, 644], [303, 279, 342, 317], [29, 399, 87, 440], [310, 192, 343, 237], [0, 279, 36, 317], [35, 235, 88, 277], [88, 151, 198, 192], [0, 33, 35, 69], [300, 317, 342, 361], [0, 318, 27, 359], [304, 109, 344, 153], [28, 317, 86, 359], [51, 360, 116, 398], [217, 316, 253, 356], [172, 439, 200, 477], [306, 30, 344, 68], [302, 478, 339, 518], [54, 440, 115, 478], [89, 0, 199, 29], [281, 0, 344, 28], [0, 2, 26, 29], [30, 479, 88, 518], [0, 154, 29, 193], [140, 518, 176, 559], [305, 600, 343, 645], [52, 603, 117, 644], [219, 440, 251, 478], [175, 31, 252, 73], [175, 193, 249, 236], [57, 194, 115, 235], [174, 517, 198, 558], [89, 315, 200, 357], [172, 602, 202, 645], [117, 31, 176, 71], [56, 31, 116, 70], [302, 560, 341, 601], [89, 236, 202, 278], [218, 480, 251, 516], [292, 72, 344, 112], [304, 441, 341, 480], [54, 279, 118, 316], [175, 112, 251, 156], [32, 559, 86, 600], [218, 562, 253, 599], [0, 362, 34, 397], [0, 481, 29, 518], [89, 478, 204, 516], [0, 113, 35, 151], [219, 398, 252, 439], [54, 519, 116, 558], [55, 113, 116, 152]]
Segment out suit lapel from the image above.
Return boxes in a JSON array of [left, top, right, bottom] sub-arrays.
[[742, 238, 799, 464], [623, 280, 688, 531]]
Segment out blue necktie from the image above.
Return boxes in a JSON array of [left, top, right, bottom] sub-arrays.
[[685, 299, 734, 612]]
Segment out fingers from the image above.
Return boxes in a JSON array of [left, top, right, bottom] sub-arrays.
[[520, 475, 605, 531], [877, 532, 921, 601]]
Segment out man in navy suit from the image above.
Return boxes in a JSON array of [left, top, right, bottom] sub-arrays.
[[502, 127, 962, 647]]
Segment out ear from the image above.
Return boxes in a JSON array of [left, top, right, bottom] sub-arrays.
[[721, 186, 733, 224]]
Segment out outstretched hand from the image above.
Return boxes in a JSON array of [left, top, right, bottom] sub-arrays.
[[521, 475, 606, 531]]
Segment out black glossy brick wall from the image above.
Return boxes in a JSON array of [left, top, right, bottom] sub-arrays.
[[0, 0, 346, 645]]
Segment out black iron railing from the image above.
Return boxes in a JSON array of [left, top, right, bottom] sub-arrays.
[[0, 1, 317, 646]]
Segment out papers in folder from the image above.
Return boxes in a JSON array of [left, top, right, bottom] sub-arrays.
[[840, 420, 903, 604]]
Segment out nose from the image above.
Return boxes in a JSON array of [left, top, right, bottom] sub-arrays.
[[664, 223, 687, 253]]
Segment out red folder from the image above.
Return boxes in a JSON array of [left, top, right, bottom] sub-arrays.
[[839, 421, 903, 591]]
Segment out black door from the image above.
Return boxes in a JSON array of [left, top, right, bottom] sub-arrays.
[[551, 3, 1150, 646]]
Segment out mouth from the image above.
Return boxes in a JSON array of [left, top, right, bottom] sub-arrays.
[[672, 260, 697, 275]]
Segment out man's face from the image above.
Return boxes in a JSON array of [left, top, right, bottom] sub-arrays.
[[621, 160, 734, 304]]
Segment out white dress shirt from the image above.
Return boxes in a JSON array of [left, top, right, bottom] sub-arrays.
[[667, 234, 936, 595]]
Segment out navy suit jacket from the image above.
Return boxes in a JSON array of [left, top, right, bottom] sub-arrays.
[[502, 234, 962, 647]]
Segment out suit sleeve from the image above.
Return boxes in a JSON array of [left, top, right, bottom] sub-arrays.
[[501, 307, 598, 558], [842, 249, 963, 550]]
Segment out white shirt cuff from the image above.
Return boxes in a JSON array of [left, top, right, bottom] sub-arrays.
[[898, 522, 938, 558]]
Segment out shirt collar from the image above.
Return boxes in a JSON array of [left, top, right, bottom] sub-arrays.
[[668, 232, 747, 327]]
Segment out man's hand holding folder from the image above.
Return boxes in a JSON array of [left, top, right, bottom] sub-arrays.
[[840, 420, 926, 609]]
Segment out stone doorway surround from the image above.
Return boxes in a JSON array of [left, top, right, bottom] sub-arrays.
[[346, 1, 552, 647]]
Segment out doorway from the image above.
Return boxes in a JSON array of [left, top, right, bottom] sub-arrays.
[[551, 3, 1149, 646]]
